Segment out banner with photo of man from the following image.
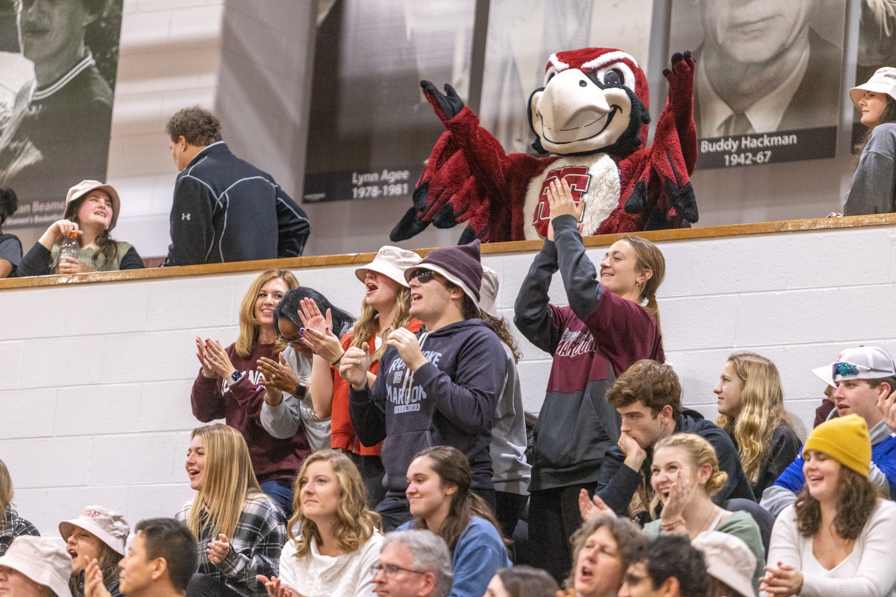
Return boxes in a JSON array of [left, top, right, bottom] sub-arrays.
[[0, 0, 123, 230], [302, 0, 477, 204], [670, 0, 847, 170]]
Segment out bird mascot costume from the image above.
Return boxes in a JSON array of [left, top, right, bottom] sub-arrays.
[[390, 48, 699, 243]]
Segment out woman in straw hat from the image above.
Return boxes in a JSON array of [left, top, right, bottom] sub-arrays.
[[18, 180, 143, 276], [762, 414, 896, 597]]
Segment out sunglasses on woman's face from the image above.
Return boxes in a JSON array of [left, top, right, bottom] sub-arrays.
[[408, 269, 436, 284]]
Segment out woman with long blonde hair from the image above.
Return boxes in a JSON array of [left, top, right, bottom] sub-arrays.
[[257, 450, 383, 597], [714, 352, 801, 499], [296, 246, 422, 509], [190, 269, 311, 513], [0, 458, 39, 557], [176, 424, 286, 597]]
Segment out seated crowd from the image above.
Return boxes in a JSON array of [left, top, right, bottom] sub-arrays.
[[4, 112, 896, 597]]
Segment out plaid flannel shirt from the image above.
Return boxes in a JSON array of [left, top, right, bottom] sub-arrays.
[[0, 506, 40, 557], [176, 495, 287, 597]]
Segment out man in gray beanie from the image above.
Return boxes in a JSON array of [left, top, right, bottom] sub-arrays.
[[342, 240, 505, 530]]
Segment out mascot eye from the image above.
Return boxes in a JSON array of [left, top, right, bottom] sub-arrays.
[[579, 80, 587, 87], [604, 69, 624, 86]]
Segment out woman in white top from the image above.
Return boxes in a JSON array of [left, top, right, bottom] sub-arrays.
[[763, 414, 896, 597], [258, 450, 383, 597]]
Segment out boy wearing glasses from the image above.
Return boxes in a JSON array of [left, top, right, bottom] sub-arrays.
[[343, 240, 505, 530], [761, 346, 896, 516]]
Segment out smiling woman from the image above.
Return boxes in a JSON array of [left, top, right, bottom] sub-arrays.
[[190, 269, 311, 515], [17, 180, 143, 277]]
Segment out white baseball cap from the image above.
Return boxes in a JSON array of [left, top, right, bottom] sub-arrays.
[[850, 67, 896, 109], [692, 531, 756, 597], [355, 245, 422, 288], [59, 506, 130, 556], [828, 346, 896, 383], [0, 536, 73, 597]]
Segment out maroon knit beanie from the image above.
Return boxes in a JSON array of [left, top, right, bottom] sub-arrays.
[[405, 240, 483, 304]]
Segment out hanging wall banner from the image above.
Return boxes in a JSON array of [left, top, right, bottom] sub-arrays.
[[302, 0, 476, 203], [1, 0, 124, 229], [670, 0, 846, 170]]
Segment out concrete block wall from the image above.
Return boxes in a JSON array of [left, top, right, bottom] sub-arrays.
[[3, 225, 895, 539]]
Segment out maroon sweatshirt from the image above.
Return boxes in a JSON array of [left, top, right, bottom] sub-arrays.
[[191, 342, 311, 483]]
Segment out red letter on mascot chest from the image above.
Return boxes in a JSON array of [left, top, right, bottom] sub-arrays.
[[534, 166, 591, 239]]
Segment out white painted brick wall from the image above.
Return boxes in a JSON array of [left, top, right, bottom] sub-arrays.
[[2, 225, 895, 540]]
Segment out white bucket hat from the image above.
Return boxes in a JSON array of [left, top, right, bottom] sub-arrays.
[[692, 531, 756, 597], [355, 246, 422, 288], [59, 506, 130, 556], [0, 536, 73, 597], [479, 266, 499, 318], [65, 180, 122, 231], [850, 67, 896, 109]]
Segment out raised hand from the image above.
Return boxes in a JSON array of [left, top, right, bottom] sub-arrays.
[[546, 179, 585, 241], [258, 353, 299, 393], [207, 534, 230, 565], [420, 80, 465, 121], [256, 575, 300, 597], [578, 488, 616, 522], [195, 337, 216, 378], [298, 325, 343, 364], [658, 472, 692, 524], [297, 298, 328, 334], [339, 343, 372, 390]]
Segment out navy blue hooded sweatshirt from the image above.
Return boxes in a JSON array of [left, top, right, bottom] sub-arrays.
[[349, 319, 505, 495]]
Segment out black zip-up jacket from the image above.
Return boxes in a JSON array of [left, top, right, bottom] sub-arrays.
[[595, 408, 756, 518], [163, 143, 311, 266]]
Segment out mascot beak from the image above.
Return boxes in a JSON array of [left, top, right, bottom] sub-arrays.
[[530, 68, 632, 154]]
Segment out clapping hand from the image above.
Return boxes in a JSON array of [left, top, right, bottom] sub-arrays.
[[195, 337, 216, 378], [258, 354, 299, 393], [296, 299, 343, 362], [339, 342, 372, 390], [578, 488, 616, 521], [546, 179, 585, 241], [385, 328, 428, 371], [760, 562, 804, 597], [84, 560, 112, 597], [878, 388, 896, 432], [204, 340, 237, 379], [207, 534, 230, 565], [257, 575, 301, 597]]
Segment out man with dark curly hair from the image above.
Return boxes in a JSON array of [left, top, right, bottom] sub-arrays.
[[162, 106, 311, 266]]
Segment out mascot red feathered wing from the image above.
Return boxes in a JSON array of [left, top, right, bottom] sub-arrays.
[[390, 48, 699, 244]]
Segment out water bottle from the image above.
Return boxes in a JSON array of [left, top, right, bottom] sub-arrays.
[[59, 230, 80, 264]]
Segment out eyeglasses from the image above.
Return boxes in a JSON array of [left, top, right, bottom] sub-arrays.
[[408, 269, 436, 284], [370, 563, 426, 577], [277, 335, 301, 346]]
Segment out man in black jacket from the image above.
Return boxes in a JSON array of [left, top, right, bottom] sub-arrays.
[[162, 107, 311, 266], [587, 360, 754, 522]]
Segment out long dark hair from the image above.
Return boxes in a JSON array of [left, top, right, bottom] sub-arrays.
[[274, 287, 354, 353], [53, 194, 119, 270], [0, 188, 16, 228], [480, 312, 521, 363], [409, 446, 507, 554], [795, 465, 879, 541]]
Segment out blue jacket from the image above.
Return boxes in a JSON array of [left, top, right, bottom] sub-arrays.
[[398, 517, 510, 597], [761, 419, 896, 516], [349, 319, 505, 494], [163, 142, 310, 265]]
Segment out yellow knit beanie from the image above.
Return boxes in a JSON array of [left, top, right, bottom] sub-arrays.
[[803, 414, 872, 478]]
